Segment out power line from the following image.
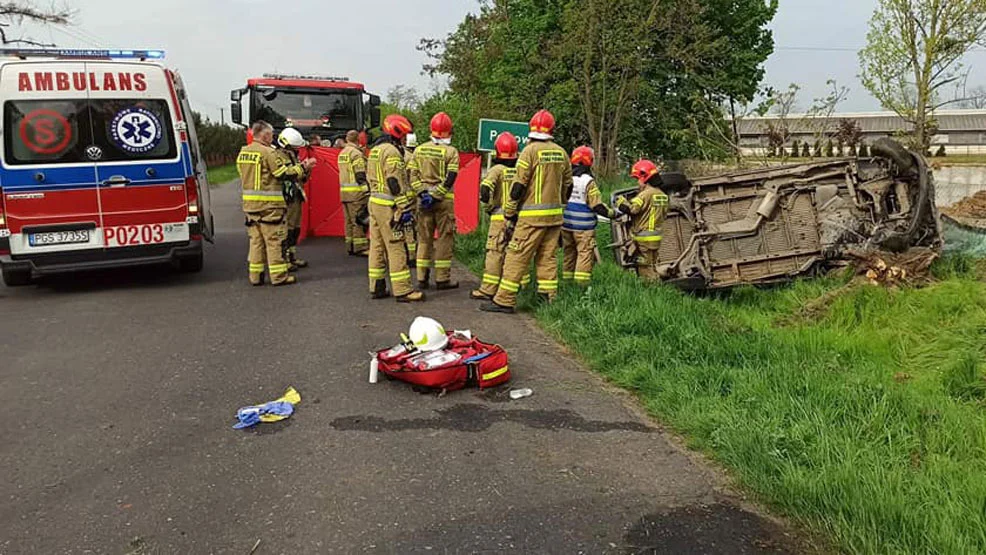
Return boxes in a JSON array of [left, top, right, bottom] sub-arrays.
[[775, 45, 986, 53]]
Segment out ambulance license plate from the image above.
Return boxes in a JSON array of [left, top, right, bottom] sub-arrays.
[[29, 229, 91, 246], [103, 223, 189, 248]]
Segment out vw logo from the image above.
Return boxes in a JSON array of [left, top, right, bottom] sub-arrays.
[[86, 145, 103, 160]]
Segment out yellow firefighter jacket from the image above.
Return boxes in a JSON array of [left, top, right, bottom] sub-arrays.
[[480, 164, 517, 222], [618, 186, 669, 244], [367, 141, 413, 210], [504, 140, 572, 226], [238, 141, 303, 213], [338, 142, 368, 203], [409, 142, 460, 200]]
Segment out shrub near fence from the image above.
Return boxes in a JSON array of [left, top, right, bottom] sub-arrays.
[[193, 112, 245, 168]]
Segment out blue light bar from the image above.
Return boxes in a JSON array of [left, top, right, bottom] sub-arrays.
[[0, 48, 165, 60]]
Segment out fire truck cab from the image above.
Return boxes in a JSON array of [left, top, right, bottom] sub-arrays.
[[0, 48, 214, 286], [229, 73, 381, 140]]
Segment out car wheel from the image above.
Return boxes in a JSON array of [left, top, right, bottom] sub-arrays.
[[1, 266, 32, 286]]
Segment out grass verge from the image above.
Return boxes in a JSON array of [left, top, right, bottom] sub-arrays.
[[456, 208, 986, 553], [206, 164, 238, 185]]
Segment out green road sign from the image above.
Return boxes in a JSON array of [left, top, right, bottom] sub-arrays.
[[477, 118, 530, 152]]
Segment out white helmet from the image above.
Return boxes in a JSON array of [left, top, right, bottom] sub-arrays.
[[405, 132, 418, 149], [278, 127, 307, 149], [408, 317, 448, 352]]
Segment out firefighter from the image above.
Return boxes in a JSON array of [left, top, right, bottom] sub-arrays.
[[470, 132, 520, 300], [366, 114, 425, 303], [274, 128, 311, 270], [338, 130, 370, 256], [409, 112, 460, 290], [403, 132, 419, 266], [562, 146, 613, 286], [481, 110, 572, 314], [237, 120, 313, 286], [616, 159, 669, 281]]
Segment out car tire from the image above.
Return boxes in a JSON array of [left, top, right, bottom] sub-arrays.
[[1, 265, 32, 286], [871, 138, 915, 173], [178, 251, 204, 273]]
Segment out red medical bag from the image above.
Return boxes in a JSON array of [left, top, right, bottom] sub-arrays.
[[376, 334, 510, 391]]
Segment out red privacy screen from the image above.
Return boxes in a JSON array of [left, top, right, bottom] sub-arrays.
[[300, 148, 481, 240]]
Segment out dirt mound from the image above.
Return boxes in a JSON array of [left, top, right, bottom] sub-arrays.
[[942, 190, 986, 221]]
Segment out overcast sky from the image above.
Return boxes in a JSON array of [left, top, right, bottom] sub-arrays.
[[20, 0, 986, 120]]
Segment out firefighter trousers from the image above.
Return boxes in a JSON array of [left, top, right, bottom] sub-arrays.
[[636, 242, 662, 281], [562, 229, 597, 284], [406, 206, 418, 262], [246, 209, 290, 285], [416, 200, 455, 283], [492, 222, 560, 308], [343, 200, 369, 254], [282, 199, 303, 261], [368, 202, 413, 297]]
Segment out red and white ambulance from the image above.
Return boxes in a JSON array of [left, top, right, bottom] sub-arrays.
[[0, 48, 214, 286]]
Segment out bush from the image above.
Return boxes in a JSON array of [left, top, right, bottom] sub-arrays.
[[802, 142, 811, 157], [193, 112, 245, 167], [935, 144, 947, 157], [790, 140, 800, 157], [813, 141, 822, 157], [824, 139, 834, 157]]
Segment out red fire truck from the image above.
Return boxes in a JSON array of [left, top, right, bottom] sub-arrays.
[[229, 73, 380, 144]]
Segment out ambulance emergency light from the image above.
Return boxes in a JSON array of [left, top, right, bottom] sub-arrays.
[[0, 48, 165, 60]]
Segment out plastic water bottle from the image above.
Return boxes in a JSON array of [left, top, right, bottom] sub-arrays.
[[509, 388, 533, 400], [369, 358, 379, 384]]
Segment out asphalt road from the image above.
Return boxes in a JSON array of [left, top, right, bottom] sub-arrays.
[[0, 182, 806, 554]]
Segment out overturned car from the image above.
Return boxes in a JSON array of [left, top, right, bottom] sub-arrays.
[[610, 139, 943, 290]]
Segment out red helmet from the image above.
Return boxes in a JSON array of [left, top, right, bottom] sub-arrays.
[[630, 159, 660, 184], [382, 114, 413, 140], [494, 132, 519, 160], [571, 146, 594, 167], [529, 109, 555, 140], [430, 112, 453, 140]]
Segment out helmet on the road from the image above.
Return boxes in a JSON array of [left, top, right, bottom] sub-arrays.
[[430, 112, 453, 142], [529, 109, 555, 140], [405, 132, 418, 149], [409, 317, 448, 352], [383, 114, 413, 140], [277, 127, 307, 149], [571, 146, 594, 167], [630, 159, 660, 184], [494, 132, 519, 160]]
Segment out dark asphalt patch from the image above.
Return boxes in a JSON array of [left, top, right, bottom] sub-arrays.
[[623, 504, 796, 554], [330, 403, 654, 433]]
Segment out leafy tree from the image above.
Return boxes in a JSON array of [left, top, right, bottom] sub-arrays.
[[192, 112, 245, 167], [790, 139, 800, 158], [825, 138, 834, 157], [859, 0, 986, 149], [802, 142, 811, 157], [813, 141, 822, 157], [835, 119, 864, 154], [387, 85, 422, 112]]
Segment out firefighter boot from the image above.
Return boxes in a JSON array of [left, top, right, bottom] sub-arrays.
[[371, 279, 390, 299], [418, 269, 431, 290], [272, 275, 298, 286], [436, 280, 459, 291], [479, 301, 515, 314], [396, 290, 426, 303], [470, 289, 492, 300]]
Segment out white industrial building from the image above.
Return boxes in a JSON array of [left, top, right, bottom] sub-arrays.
[[735, 109, 986, 156]]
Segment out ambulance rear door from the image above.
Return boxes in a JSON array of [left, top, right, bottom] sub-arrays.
[[88, 62, 190, 250], [0, 61, 102, 255]]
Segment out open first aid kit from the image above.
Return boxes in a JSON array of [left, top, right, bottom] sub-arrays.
[[372, 318, 511, 391]]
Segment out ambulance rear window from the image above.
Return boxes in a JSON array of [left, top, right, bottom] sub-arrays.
[[4, 98, 177, 165]]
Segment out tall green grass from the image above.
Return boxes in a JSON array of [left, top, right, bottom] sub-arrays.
[[457, 212, 986, 553], [206, 164, 239, 185]]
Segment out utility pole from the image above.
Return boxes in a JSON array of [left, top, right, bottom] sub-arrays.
[[220, 108, 225, 126]]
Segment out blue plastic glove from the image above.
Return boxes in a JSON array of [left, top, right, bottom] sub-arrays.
[[399, 210, 415, 226], [419, 191, 436, 211], [233, 400, 295, 429]]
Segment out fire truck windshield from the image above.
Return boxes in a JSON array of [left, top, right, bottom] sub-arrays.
[[252, 89, 360, 135]]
